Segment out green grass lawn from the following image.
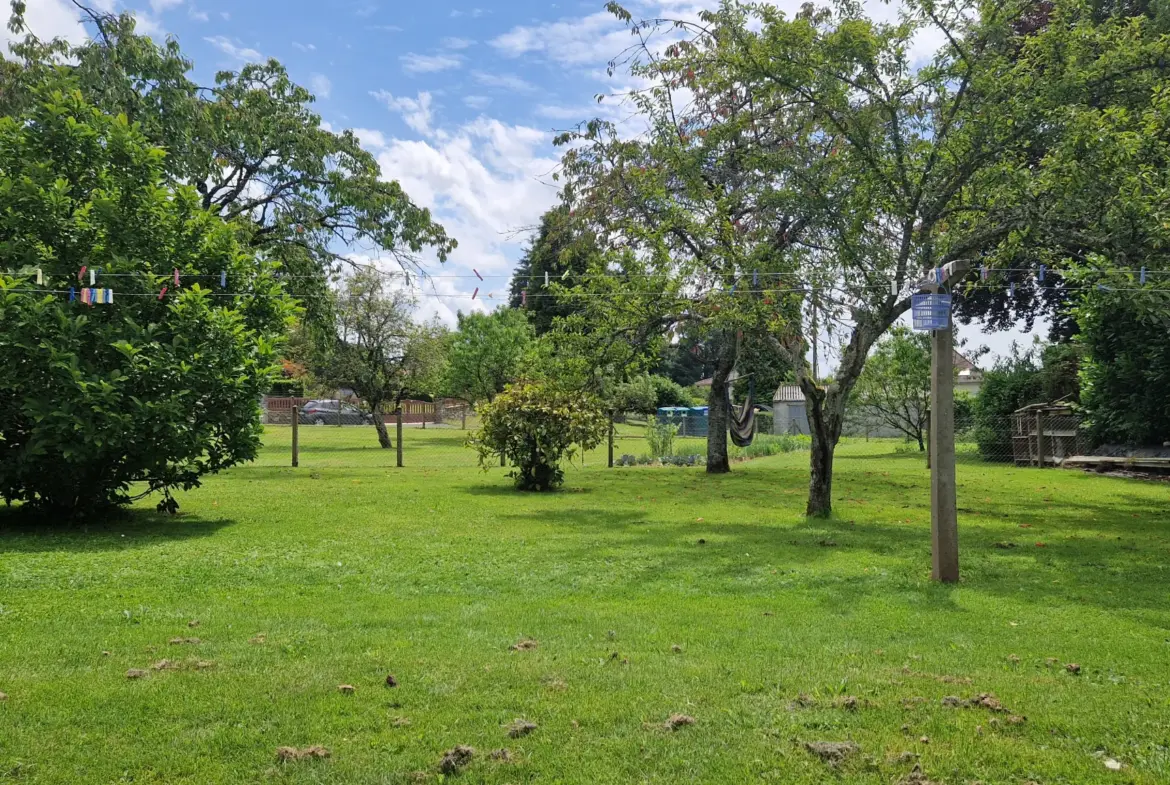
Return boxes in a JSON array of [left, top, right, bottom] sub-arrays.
[[1, 428, 1168, 783]]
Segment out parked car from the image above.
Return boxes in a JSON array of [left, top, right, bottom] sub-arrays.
[[298, 400, 374, 425]]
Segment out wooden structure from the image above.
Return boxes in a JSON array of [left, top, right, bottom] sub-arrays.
[[1011, 403, 1085, 467]]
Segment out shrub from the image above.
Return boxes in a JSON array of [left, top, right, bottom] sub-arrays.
[[472, 380, 608, 491], [729, 434, 810, 461], [269, 379, 307, 397], [647, 420, 678, 458], [0, 85, 292, 514], [649, 375, 693, 408]]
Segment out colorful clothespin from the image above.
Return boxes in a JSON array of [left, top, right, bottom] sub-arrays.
[[1009, 281, 1015, 297], [35, 268, 43, 285], [107, 288, 113, 303], [471, 287, 478, 300], [68, 287, 75, 301], [220, 270, 227, 288], [752, 270, 758, 287], [473, 268, 483, 281], [1038, 264, 1045, 283], [78, 265, 86, 282], [173, 268, 180, 286], [89, 269, 95, 285], [521, 290, 527, 306], [980, 265, 988, 281], [158, 285, 168, 300], [1140, 266, 1147, 284]]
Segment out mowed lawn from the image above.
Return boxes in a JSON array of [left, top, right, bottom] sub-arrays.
[[1, 429, 1169, 784]]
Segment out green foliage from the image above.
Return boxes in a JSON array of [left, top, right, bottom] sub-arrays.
[[1076, 285, 1170, 446], [309, 270, 447, 446], [472, 380, 607, 491], [508, 205, 600, 335], [2, 5, 454, 326], [612, 375, 657, 415], [649, 374, 692, 409], [646, 420, 678, 458], [852, 327, 932, 449], [0, 83, 292, 513], [729, 433, 810, 461], [268, 378, 306, 397], [444, 308, 534, 404]]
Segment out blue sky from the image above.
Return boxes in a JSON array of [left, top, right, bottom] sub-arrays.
[[7, 0, 1040, 362]]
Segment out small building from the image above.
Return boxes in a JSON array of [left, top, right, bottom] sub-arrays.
[[772, 384, 809, 435], [1011, 403, 1085, 466], [954, 350, 984, 397]]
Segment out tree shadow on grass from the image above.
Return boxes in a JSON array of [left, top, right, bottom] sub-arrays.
[[0, 506, 233, 554]]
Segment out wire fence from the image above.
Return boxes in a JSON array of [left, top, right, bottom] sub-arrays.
[[256, 396, 1120, 474]]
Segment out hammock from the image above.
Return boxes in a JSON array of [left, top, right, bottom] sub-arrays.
[[728, 378, 756, 447]]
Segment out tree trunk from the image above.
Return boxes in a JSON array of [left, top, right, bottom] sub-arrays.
[[801, 375, 850, 517], [706, 350, 735, 474], [372, 401, 393, 449], [917, 430, 925, 451]]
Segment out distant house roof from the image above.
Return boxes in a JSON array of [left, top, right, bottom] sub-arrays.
[[953, 350, 980, 374], [773, 384, 805, 403], [695, 377, 713, 388]]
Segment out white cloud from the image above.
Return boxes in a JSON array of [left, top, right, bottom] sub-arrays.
[[132, 12, 166, 38], [204, 36, 264, 63], [310, 74, 332, 99], [354, 3, 379, 18], [149, 0, 184, 12], [400, 52, 463, 74], [440, 37, 474, 50], [471, 71, 536, 93], [292, 41, 316, 52], [2, 0, 87, 51], [374, 24, 403, 32], [449, 8, 485, 18], [463, 95, 491, 110], [351, 116, 560, 324], [371, 90, 435, 136], [490, 10, 631, 66], [188, 8, 210, 22]]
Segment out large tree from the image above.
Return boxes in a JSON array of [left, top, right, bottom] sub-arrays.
[[575, 0, 1170, 515], [3, 2, 454, 323], [313, 271, 447, 449], [444, 308, 534, 405], [508, 205, 600, 335], [0, 79, 293, 513]]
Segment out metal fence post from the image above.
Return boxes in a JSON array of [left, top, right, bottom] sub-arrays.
[[291, 406, 300, 468], [396, 407, 404, 468], [1035, 410, 1046, 468]]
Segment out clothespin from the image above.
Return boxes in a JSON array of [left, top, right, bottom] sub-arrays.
[[68, 287, 75, 301], [106, 288, 113, 303], [78, 266, 86, 282], [544, 271, 549, 287], [980, 265, 988, 281], [89, 269, 95, 285], [471, 287, 478, 300], [81, 288, 90, 305], [35, 268, 42, 285], [1009, 281, 1015, 297], [473, 269, 483, 281], [730, 282, 736, 294], [752, 270, 758, 287], [890, 279, 898, 296], [220, 271, 227, 288], [1097, 283, 1113, 292], [173, 268, 180, 286], [1140, 266, 1147, 284], [521, 290, 527, 306], [1038, 264, 1045, 283], [158, 285, 168, 300], [561, 269, 570, 280]]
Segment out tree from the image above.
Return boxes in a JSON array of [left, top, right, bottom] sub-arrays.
[[4, 3, 454, 325], [581, 0, 1170, 515], [0, 81, 293, 513], [313, 270, 447, 449], [472, 380, 608, 491], [852, 328, 932, 450], [444, 308, 534, 405], [1076, 279, 1170, 446], [508, 205, 600, 335]]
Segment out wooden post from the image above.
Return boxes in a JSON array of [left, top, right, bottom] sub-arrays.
[[608, 417, 615, 468], [1035, 410, 1046, 468], [396, 407, 403, 468], [930, 328, 959, 583], [461, 409, 467, 430], [925, 408, 931, 469], [422, 403, 427, 429], [291, 406, 300, 468]]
